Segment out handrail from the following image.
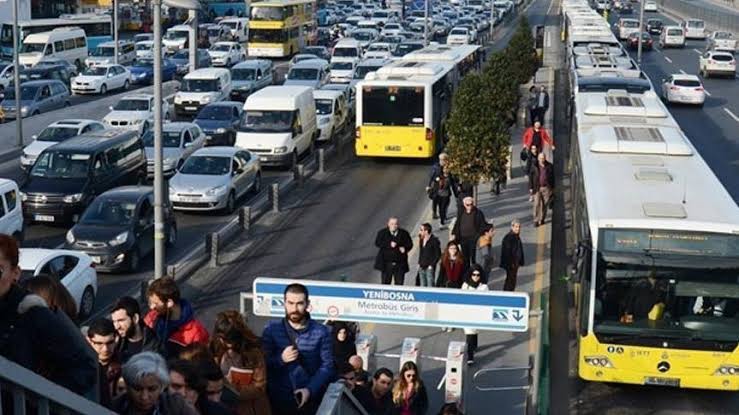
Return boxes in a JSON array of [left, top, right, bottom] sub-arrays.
[[0, 355, 115, 414], [316, 381, 369, 415]]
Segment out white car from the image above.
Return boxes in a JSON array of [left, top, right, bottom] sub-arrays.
[[142, 122, 207, 178], [707, 31, 737, 52], [329, 59, 358, 83], [135, 40, 164, 59], [208, 41, 246, 67], [448, 27, 472, 45], [364, 42, 395, 59], [699, 50, 737, 78], [19, 248, 98, 319], [661, 74, 706, 106], [168, 147, 262, 213], [20, 119, 105, 169], [71, 64, 131, 95], [644, 1, 658, 12], [103, 94, 170, 134]]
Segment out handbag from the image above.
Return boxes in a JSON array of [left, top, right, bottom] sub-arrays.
[[520, 148, 529, 162]]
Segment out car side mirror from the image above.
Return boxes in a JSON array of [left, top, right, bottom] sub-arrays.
[[31, 134, 37, 140], [184, 142, 193, 148], [109, 105, 114, 111]]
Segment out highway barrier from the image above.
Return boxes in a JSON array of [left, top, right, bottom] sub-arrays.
[[659, 0, 739, 33]]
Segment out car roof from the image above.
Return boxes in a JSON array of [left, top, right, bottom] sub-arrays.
[[163, 122, 197, 131], [313, 89, 343, 100], [191, 146, 238, 157], [184, 67, 230, 79], [50, 129, 138, 152], [233, 59, 271, 69], [203, 101, 242, 109], [19, 80, 63, 86], [18, 248, 85, 269], [292, 59, 329, 68], [121, 93, 154, 100], [213, 41, 238, 46], [49, 119, 102, 128], [671, 73, 700, 81], [98, 185, 153, 201], [707, 50, 734, 56]]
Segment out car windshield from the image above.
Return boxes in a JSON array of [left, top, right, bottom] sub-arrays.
[[232, 68, 256, 80], [304, 47, 326, 56], [688, 21, 705, 28], [353, 32, 373, 41], [393, 43, 422, 56], [4, 85, 37, 100], [450, 28, 467, 35], [114, 99, 149, 111], [136, 43, 152, 51], [91, 47, 115, 57], [30, 151, 90, 179], [208, 28, 222, 36], [222, 21, 238, 30], [197, 105, 233, 120], [288, 68, 318, 80], [36, 126, 79, 142], [674, 79, 701, 87], [711, 54, 733, 61], [315, 99, 333, 115], [179, 155, 231, 175], [331, 61, 353, 70], [239, 110, 295, 133], [182, 79, 219, 92], [82, 66, 108, 76], [80, 199, 136, 225], [333, 47, 358, 57], [354, 65, 381, 79], [132, 59, 154, 67], [21, 43, 46, 53], [368, 44, 390, 51], [668, 29, 683, 35], [622, 20, 639, 28], [142, 130, 181, 147], [165, 30, 189, 40], [211, 44, 232, 52], [715, 32, 732, 39]]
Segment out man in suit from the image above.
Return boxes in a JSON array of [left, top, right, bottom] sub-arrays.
[[374, 217, 414, 285], [500, 220, 524, 291], [532, 152, 555, 227]]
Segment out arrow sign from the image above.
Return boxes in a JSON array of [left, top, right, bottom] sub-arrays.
[[512, 310, 524, 321]]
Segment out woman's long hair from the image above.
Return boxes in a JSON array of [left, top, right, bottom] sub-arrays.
[[440, 241, 465, 271], [23, 274, 78, 323], [210, 310, 262, 368], [392, 361, 421, 405]]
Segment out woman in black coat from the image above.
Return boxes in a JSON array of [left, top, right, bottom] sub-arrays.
[[391, 361, 429, 415]]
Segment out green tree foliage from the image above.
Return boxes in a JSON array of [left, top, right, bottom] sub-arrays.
[[506, 17, 539, 84], [482, 51, 519, 128]]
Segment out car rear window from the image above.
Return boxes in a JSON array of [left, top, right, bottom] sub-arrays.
[[667, 29, 683, 36], [674, 79, 701, 87], [712, 54, 734, 62]]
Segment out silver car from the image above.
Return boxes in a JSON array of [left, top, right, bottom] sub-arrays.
[[168, 147, 262, 213], [142, 122, 206, 178]]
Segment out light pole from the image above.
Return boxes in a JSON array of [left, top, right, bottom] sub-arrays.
[[636, 0, 646, 63], [189, 10, 198, 73], [423, 0, 429, 46], [152, 0, 200, 280], [12, 0, 23, 147], [490, 1, 495, 40], [114, 0, 119, 64]]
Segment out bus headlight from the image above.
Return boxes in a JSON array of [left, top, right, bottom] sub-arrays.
[[584, 356, 613, 368], [715, 365, 739, 376]]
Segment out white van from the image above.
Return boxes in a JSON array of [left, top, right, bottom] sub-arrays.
[[313, 89, 348, 142], [236, 86, 317, 169], [660, 26, 686, 48], [0, 179, 23, 242], [682, 19, 706, 39], [615, 18, 640, 40], [220, 17, 249, 42], [174, 67, 232, 118], [85, 40, 136, 67], [19, 28, 88, 68], [163, 25, 192, 54], [332, 38, 362, 63]]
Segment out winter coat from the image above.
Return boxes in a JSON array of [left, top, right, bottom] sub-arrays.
[[417, 235, 442, 269], [522, 127, 554, 149], [461, 281, 489, 335], [374, 227, 414, 273], [390, 382, 429, 415], [531, 160, 555, 192], [500, 231, 525, 271], [451, 207, 487, 241], [111, 391, 199, 415], [143, 299, 210, 359]]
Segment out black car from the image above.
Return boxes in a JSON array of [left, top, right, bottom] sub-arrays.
[[20, 130, 147, 225], [646, 18, 664, 34], [65, 186, 177, 272], [193, 101, 243, 146]]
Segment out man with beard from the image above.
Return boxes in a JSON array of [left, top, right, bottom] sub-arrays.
[[86, 318, 122, 408], [111, 296, 157, 363], [262, 283, 334, 415], [144, 277, 209, 359]]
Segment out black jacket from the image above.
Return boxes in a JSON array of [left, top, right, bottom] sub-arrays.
[[500, 231, 525, 270], [531, 161, 554, 192], [354, 385, 393, 415], [112, 391, 199, 415], [417, 235, 442, 269], [390, 382, 429, 415], [451, 207, 487, 241], [116, 324, 160, 363], [525, 153, 539, 191], [374, 228, 414, 273], [0, 285, 97, 398]]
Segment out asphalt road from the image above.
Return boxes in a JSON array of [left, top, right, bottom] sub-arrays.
[[569, 8, 739, 415]]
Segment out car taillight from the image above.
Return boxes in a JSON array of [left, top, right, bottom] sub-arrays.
[[694, 87, 704, 91], [670, 86, 679, 90], [709, 60, 715, 64], [355, 127, 361, 139], [425, 128, 433, 141]]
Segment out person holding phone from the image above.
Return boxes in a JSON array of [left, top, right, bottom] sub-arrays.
[[262, 283, 334, 415]]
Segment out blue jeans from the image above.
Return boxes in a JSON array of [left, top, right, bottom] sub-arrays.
[[419, 266, 435, 287]]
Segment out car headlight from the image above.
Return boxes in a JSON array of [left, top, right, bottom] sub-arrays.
[[66, 230, 75, 244], [206, 185, 228, 196], [273, 146, 288, 154], [216, 128, 226, 134], [137, 72, 148, 78], [163, 158, 178, 170], [63, 193, 83, 203], [20, 106, 29, 115], [109, 231, 129, 247], [19, 191, 27, 202], [132, 119, 144, 125], [201, 95, 212, 103], [238, 85, 251, 91]]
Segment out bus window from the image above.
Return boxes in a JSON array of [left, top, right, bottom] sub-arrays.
[[362, 86, 424, 126]]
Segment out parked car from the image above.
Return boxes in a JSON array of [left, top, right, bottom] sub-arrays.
[[71, 64, 131, 95], [18, 248, 98, 318], [134, 40, 165, 60], [64, 186, 176, 272], [35, 58, 79, 77], [626, 32, 653, 50], [103, 94, 171, 134], [20, 119, 105, 169], [208, 41, 246, 67], [313, 89, 349, 142], [0, 80, 70, 120], [699, 50, 736, 78], [170, 49, 212, 75], [169, 147, 261, 213], [85, 40, 136, 67], [193, 101, 243, 146], [229, 59, 274, 102], [127, 58, 178, 85], [661, 74, 706, 106], [142, 122, 206, 178], [646, 18, 663, 35]]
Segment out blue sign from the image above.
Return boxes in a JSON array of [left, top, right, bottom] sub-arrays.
[[251, 278, 530, 332]]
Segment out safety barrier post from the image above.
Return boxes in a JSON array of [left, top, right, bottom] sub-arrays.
[[208, 232, 219, 267], [239, 206, 251, 232], [355, 334, 378, 374], [399, 337, 423, 372], [445, 341, 467, 409], [270, 183, 279, 212]]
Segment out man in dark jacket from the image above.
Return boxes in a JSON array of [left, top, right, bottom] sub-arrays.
[[263, 283, 334, 415], [86, 318, 122, 408], [531, 152, 555, 227], [451, 197, 488, 267], [0, 234, 97, 399], [417, 223, 441, 287], [111, 296, 158, 363], [426, 153, 449, 219], [354, 367, 394, 415], [500, 220, 524, 291], [374, 217, 414, 285]]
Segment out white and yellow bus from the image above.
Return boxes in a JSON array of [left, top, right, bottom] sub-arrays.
[[247, 0, 316, 57]]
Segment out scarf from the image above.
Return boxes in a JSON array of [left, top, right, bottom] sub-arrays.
[[154, 299, 195, 342]]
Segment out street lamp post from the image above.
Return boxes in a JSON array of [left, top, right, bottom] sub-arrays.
[[114, 0, 119, 64], [637, 0, 646, 63], [423, 0, 429, 46], [189, 10, 198, 73], [12, 0, 23, 147]]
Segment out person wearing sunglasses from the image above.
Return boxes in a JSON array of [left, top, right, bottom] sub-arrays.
[[391, 361, 428, 415], [461, 265, 489, 365]]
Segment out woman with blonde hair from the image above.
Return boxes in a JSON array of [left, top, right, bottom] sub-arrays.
[[209, 310, 271, 415], [391, 361, 428, 415]]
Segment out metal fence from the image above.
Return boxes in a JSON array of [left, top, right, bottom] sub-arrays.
[[316, 382, 369, 415], [660, 0, 739, 33]]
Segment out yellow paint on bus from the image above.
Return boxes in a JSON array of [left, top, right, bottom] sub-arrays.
[[355, 126, 436, 158]]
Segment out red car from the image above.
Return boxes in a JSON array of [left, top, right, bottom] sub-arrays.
[[627, 32, 653, 50]]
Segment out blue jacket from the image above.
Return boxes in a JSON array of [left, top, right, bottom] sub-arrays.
[[262, 317, 335, 401]]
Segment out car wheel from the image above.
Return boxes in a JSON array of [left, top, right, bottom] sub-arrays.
[[167, 223, 177, 247], [78, 286, 95, 320], [128, 249, 140, 272], [100, 84, 107, 95], [224, 191, 236, 214], [252, 172, 262, 194], [123, 80, 130, 90]]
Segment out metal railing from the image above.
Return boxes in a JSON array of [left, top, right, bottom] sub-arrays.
[[316, 382, 369, 415], [0, 355, 115, 415], [660, 0, 739, 33]]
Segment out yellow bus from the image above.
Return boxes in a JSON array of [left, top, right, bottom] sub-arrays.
[[248, 0, 316, 57]]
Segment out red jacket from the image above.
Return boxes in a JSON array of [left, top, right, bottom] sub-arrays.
[[522, 127, 554, 149], [144, 307, 209, 354]]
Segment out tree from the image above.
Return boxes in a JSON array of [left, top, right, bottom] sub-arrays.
[[482, 51, 520, 128], [505, 17, 539, 84]]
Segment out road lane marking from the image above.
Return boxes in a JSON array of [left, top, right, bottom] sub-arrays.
[[724, 108, 739, 123], [704, 89, 712, 96], [693, 48, 702, 54], [679, 69, 686, 74], [665, 56, 673, 63]]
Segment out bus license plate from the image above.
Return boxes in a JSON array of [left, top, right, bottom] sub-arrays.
[[644, 377, 679, 387], [385, 145, 401, 152]]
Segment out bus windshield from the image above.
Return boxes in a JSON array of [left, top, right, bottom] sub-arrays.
[[249, 29, 286, 43], [592, 229, 739, 344], [362, 86, 424, 126], [251, 6, 286, 21]]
